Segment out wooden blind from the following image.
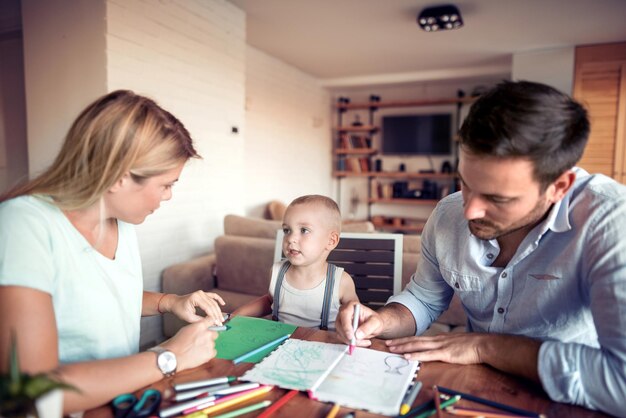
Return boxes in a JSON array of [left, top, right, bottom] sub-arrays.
[[574, 42, 626, 183]]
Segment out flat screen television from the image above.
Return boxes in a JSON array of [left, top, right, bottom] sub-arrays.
[[381, 114, 452, 155]]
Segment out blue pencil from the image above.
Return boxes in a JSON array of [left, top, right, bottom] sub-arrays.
[[437, 386, 540, 417], [233, 334, 291, 364]]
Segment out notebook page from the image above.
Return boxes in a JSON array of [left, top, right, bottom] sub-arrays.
[[313, 346, 419, 416], [240, 339, 345, 391]]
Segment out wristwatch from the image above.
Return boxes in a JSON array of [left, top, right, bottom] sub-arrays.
[[147, 346, 177, 377]]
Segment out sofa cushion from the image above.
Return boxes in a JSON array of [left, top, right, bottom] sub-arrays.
[[224, 214, 281, 239], [214, 235, 275, 295]]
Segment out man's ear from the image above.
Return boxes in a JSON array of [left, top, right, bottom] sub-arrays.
[[327, 230, 340, 251], [547, 170, 576, 203], [109, 172, 131, 193]]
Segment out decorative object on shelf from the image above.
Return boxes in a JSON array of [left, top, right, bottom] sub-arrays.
[[337, 96, 350, 105], [369, 95, 381, 103], [441, 160, 453, 173], [417, 4, 464, 32], [399, 163, 406, 172], [348, 188, 360, 220], [374, 159, 382, 172], [0, 334, 78, 417], [351, 115, 363, 127]]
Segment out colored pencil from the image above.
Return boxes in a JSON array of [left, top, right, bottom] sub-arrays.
[[437, 387, 540, 417], [181, 386, 267, 415], [326, 403, 341, 418], [174, 375, 237, 392], [400, 381, 423, 415], [232, 334, 291, 364], [159, 395, 217, 418], [399, 398, 434, 418], [211, 400, 272, 418], [413, 395, 460, 418], [446, 405, 531, 418], [196, 385, 273, 415], [257, 389, 299, 418], [211, 382, 260, 396], [173, 384, 230, 401], [433, 386, 443, 418]]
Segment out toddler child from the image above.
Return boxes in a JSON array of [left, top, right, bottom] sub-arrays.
[[233, 195, 358, 330]]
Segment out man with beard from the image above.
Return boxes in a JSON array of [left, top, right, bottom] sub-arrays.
[[336, 81, 626, 417]]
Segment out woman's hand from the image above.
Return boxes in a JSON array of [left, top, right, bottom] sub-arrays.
[[161, 318, 218, 371], [164, 291, 226, 325]]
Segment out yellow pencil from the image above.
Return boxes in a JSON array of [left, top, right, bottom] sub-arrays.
[[325, 403, 341, 418], [197, 385, 273, 416]]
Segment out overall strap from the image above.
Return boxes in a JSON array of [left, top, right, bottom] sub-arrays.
[[320, 263, 338, 330], [272, 261, 291, 322]]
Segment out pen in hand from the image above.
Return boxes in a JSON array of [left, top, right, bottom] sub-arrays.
[[349, 303, 360, 355]]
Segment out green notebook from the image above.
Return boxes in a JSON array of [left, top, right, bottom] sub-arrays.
[[215, 316, 296, 363]]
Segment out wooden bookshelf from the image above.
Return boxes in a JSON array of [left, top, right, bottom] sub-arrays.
[[336, 97, 476, 110], [368, 198, 441, 205]]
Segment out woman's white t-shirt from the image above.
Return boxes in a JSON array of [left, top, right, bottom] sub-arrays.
[[0, 195, 142, 363]]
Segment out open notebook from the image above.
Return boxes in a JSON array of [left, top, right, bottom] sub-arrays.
[[241, 338, 420, 416]]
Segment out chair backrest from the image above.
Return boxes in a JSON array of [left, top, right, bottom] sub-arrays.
[[274, 231, 403, 309]]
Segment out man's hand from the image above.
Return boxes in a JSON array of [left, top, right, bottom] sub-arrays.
[[335, 301, 382, 348], [336, 302, 418, 346], [386, 332, 541, 382], [386, 333, 483, 364]]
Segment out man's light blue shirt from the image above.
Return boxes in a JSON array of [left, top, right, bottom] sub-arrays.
[[388, 168, 626, 416]]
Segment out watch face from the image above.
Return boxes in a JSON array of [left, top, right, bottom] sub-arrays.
[[157, 351, 177, 375]]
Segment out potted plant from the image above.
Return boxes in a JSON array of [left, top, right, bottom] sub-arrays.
[[0, 335, 77, 418]]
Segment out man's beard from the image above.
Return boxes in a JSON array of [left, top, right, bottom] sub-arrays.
[[468, 198, 552, 241]]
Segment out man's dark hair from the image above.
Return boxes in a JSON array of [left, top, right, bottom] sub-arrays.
[[459, 80, 590, 190]]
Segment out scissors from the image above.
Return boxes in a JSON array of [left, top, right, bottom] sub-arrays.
[[111, 388, 161, 418]]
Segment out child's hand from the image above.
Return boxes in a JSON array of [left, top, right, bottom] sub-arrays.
[[167, 291, 226, 325]]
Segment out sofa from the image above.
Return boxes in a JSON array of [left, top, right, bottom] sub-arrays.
[[161, 214, 466, 337]]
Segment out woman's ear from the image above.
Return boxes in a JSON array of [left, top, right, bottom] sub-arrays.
[[108, 172, 131, 193]]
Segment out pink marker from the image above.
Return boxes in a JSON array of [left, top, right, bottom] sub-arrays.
[[349, 303, 360, 355]]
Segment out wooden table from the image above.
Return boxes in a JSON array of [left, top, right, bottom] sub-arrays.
[[84, 327, 609, 418]]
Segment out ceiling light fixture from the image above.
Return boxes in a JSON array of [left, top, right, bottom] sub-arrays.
[[417, 4, 464, 32]]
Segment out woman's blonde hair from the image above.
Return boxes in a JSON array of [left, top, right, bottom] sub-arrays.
[[0, 90, 199, 210]]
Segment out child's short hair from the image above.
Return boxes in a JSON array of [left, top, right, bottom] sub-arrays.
[[288, 195, 341, 232]]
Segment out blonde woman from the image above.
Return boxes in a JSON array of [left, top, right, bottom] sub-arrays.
[[0, 90, 224, 413]]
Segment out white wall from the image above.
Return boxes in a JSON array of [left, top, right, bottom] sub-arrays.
[[0, 34, 28, 193], [21, 0, 247, 347], [512, 47, 575, 95], [244, 46, 332, 216], [104, 0, 247, 347], [21, 0, 108, 176]]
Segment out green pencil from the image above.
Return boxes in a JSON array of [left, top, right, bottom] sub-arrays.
[[211, 400, 272, 418], [413, 395, 460, 418]]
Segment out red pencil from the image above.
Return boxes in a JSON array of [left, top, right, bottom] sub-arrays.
[[257, 389, 299, 418]]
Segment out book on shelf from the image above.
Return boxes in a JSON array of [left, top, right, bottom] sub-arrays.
[[358, 157, 371, 172], [337, 156, 346, 171], [370, 180, 393, 199], [349, 135, 371, 148], [241, 338, 420, 416]]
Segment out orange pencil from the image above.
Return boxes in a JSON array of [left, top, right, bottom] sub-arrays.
[[433, 385, 443, 418], [446, 406, 532, 418], [190, 385, 273, 416]]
